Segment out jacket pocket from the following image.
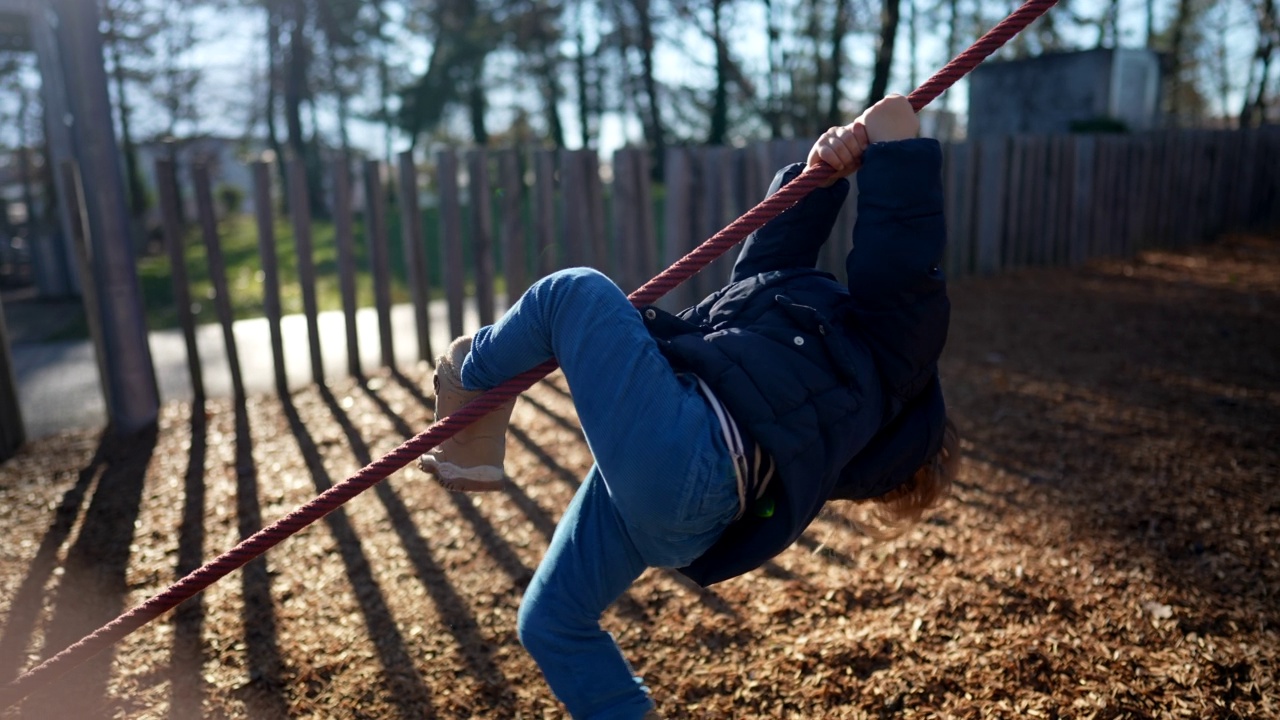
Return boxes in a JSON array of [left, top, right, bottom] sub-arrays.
[[773, 295, 864, 387]]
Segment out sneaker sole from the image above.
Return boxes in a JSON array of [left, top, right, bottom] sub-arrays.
[[418, 454, 506, 492]]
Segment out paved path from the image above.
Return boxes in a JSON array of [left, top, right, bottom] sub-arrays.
[[6, 293, 495, 441]]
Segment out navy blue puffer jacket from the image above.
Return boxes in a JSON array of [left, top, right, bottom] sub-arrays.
[[640, 138, 951, 586]]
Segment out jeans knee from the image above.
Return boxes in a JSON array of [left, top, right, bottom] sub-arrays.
[[544, 266, 613, 298], [516, 595, 554, 659]]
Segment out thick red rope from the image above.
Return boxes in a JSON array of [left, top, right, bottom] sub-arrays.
[[1, 0, 1057, 707]]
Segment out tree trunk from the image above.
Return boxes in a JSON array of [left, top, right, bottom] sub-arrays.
[[867, 0, 902, 108], [825, 0, 849, 127], [631, 0, 665, 174], [576, 27, 589, 147], [537, 53, 566, 147], [102, 1, 148, 222], [375, 0, 393, 163], [765, 0, 783, 138], [265, 2, 288, 212], [1243, 0, 1278, 126], [468, 63, 490, 145], [17, 87, 36, 237], [709, 0, 729, 144]]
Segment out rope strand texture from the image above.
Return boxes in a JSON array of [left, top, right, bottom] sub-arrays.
[[1, 0, 1057, 707]]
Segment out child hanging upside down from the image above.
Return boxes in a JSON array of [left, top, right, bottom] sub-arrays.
[[418, 93, 960, 720]]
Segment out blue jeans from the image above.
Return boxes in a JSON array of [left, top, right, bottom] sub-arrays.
[[460, 268, 741, 719]]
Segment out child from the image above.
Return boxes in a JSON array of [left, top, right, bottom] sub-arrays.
[[418, 94, 958, 720]]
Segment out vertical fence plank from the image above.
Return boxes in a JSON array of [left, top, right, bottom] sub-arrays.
[[974, 138, 1007, 275], [1128, 134, 1154, 252], [1025, 136, 1048, 266], [699, 146, 735, 295], [534, 150, 558, 276], [662, 147, 697, 310], [635, 148, 659, 291], [398, 152, 432, 364], [944, 141, 973, 278], [1003, 136, 1026, 269], [436, 150, 466, 339], [155, 158, 204, 402], [1203, 131, 1230, 237], [559, 148, 586, 269], [1267, 127, 1280, 228], [612, 149, 647, 293], [288, 158, 324, 385], [1236, 129, 1260, 229], [193, 162, 246, 401], [252, 162, 288, 394], [332, 158, 361, 377], [1043, 136, 1067, 266], [59, 162, 113, 419], [467, 150, 496, 327], [497, 149, 529, 304], [612, 149, 639, 292], [0, 292, 21, 459], [1070, 135, 1096, 266], [363, 160, 395, 369], [584, 149, 609, 275], [1098, 136, 1117, 259]]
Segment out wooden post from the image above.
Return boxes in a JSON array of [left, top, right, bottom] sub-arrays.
[[699, 146, 736, 295], [288, 158, 325, 385], [1003, 136, 1026, 270], [1022, 137, 1047, 266], [497, 149, 529, 304], [583, 149, 609, 275], [364, 159, 395, 369], [534, 150, 558, 276], [398, 151, 433, 364], [943, 141, 973, 278], [332, 157, 362, 377], [467, 150, 496, 327], [193, 163, 245, 402], [612, 148, 656, 293], [251, 162, 289, 395], [436, 150, 466, 339], [155, 158, 205, 402], [558, 149, 586, 269], [973, 138, 1007, 275], [661, 147, 697, 310], [1070, 135, 1096, 266], [59, 162, 114, 421], [0, 293, 23, 460]]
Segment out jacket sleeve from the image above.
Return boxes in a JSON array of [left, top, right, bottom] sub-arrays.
[[729, 163, 851, 283], [845, 138, 950, 399]]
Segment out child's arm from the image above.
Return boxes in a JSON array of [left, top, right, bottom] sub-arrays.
[[844, 96, 948, 399], [728, 95, 921, 283]]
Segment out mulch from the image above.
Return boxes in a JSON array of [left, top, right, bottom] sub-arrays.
[[1, 233, 1277, 719]]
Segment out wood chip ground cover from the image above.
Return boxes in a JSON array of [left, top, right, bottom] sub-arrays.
[[1, 234, 1277, 719]]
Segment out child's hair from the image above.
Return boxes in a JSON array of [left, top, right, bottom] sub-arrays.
[[852, 418, 960, 540]]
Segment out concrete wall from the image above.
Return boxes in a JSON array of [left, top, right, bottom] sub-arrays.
[[968, 48, 1162, 138]]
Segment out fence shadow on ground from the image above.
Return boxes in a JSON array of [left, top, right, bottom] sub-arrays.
[[11, 424, 157, 719], [168, 401, 208, 719], [277, 389, 436, 715]]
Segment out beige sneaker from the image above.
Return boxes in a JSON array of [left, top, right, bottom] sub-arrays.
[[418, 336, 516, 492]]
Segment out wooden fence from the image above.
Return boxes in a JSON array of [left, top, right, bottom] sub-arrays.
[[1, 126, 1278, 458]]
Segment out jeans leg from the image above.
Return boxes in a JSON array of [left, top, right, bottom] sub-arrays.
[[461, 268, 740, 566], [518, 465, 652, 720]]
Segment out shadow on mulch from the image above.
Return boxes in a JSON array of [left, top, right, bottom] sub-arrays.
[[941, 236, 1279, 695], [1, 424, 157, 719]]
